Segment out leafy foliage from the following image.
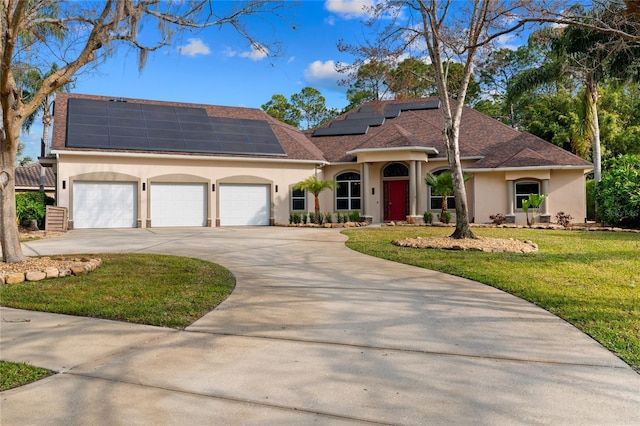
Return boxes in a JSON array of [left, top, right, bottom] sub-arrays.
[[595, 155, 640, 227], [15, 192, 54, 228]]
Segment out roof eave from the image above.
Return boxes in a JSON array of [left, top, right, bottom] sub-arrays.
[[346, 146, 439, 155], [51, 149, 329, 166], [464, 164, 594, 172]]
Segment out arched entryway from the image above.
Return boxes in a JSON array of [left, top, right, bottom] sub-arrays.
[[383, 163, 409, 221]]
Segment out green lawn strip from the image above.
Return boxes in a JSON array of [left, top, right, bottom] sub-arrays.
[[0, 361, 54, 391], [0, 253, 235, 329], [343, 227, 640, 371]]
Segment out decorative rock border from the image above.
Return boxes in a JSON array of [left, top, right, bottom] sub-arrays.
[[0, 257, 102, 285]]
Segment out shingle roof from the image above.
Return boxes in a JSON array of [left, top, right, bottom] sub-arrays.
[[52, 93, 327, 163], [15, 163, 55, 189], [310, 97, 593, 170]]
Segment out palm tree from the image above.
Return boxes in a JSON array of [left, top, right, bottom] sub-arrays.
[[292, 176, 339, 216], [18, 63, 73, 156], [425, 171, 471, 222], [508, 8, 640, 182], [425, 172, 454, 219]]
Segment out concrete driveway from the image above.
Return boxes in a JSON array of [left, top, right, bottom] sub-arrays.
[[1, 227, 638, 425]]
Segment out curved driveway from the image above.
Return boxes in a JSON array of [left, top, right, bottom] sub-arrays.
[[1, 227, 639, 425]]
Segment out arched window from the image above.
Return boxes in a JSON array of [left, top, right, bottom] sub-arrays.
[[515, 181, 541, 209], [336, 171, 361, 210], [428, 169, 455, 211], [383, 163, 409, 178]]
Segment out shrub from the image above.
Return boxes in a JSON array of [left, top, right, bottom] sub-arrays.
[[348, 210, 360, 222], [291, 212, 302, 224], [302, 213, 308, 224], [308, 212, 316, 224], [595, 154, 640, 228], [289, 213, 294, 224], [15, 192, 54, 228], [489, 213, 506, 225], [324, 212, 333, 224], [423, 211, 433, 224], [555, 211, 573, 228], [439, 210, 452, 224]]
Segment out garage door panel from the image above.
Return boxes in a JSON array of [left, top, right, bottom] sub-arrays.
[[151, 183, 207, 227], [73, 182, 137, 229], [219, 184, 269, 226]]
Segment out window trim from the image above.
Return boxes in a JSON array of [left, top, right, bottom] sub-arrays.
[[335, 171, 361, 211], [515, 180, 541, 210], [291, 187, 306, 211]]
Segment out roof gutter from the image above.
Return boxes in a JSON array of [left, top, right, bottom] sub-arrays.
[[51, 149, 329, 166], [464, 165, 593, 172]]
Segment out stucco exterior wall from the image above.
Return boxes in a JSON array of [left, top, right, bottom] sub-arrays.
[[55, 153, 319, 227], [473, 169, 587, 225]]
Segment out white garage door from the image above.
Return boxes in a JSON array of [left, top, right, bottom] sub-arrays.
[[219, 184, 270, 226], [151, 183, 207, 227], [73, 182, 137, 229]]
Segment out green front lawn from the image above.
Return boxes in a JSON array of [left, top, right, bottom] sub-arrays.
[[0, 253, 235, 329], [343, 226, 640, 371]]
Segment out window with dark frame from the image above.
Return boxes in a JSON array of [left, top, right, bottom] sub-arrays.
[[336, 172, 361, 210], [428, 169, 456, 211], [291, 188, 306, 211], [515, 181, 541, 209]]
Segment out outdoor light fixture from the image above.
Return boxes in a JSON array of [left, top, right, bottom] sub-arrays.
[[371, 187, 375, 195], [142, 182, 146, 191], [212, 184, 215, 192], [275, 185, 278, 193], [62, 180, 66, 189]]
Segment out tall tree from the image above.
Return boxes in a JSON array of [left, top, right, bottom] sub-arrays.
[[1, 0, 289, 263], [290, 87, 338, 130], [367, 0, 545, 239], [508, 9, 640, 181], [261, 94, 301, 127]]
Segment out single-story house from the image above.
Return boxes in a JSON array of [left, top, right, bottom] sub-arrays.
[[15, 163, 56, 197], [49, 92, 592, 229]]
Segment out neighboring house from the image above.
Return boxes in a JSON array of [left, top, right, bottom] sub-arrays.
[[50, 93, 591, 229], [15, 163, 56, 197]]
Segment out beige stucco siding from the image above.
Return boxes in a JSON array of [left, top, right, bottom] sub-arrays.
[[55, 153, 319, 227], [547, 170, 587, 223], [473, 172, 508, 224]]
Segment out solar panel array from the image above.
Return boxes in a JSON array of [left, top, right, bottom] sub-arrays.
[[312, 101, 440, 137], [65, 98, 286, 156]]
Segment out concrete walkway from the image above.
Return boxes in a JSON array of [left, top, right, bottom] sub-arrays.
[[1, 227, 638, 425]]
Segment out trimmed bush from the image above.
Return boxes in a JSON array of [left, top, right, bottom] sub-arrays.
[[348, 210, 360, 222], [423, 211, 433, 224], [439, 210, 452, 224]]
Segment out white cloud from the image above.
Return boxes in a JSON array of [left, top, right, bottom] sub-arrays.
[[177, 38, 211, 57], [325, 15, 336, 26], [239, 43, 269, 61], [324, 0, 374, 19], [495, 34, 519, 51], [304, 60, 345, 91]]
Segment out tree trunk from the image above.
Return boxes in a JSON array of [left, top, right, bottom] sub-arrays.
[[586, 75, 602, 182], [446, 125, 476, 239], [314, 195, 320, 216], [1, 123, 27, 263]]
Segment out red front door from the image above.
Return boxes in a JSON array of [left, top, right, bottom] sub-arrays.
[[384, 180, 409, 221]]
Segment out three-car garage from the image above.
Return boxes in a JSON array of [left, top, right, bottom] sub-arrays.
[[71, 180, 271, 229]]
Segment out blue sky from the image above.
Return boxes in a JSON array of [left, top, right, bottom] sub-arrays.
[[20, 0, 522, 161]]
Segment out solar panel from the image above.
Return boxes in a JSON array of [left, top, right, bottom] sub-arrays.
[[65, 98, 286, 156]]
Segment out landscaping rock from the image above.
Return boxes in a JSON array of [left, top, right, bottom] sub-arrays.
[[0, 275, 5, 285], [26, 271, 47, 282], [71, 264, 89, 276], [44, 267, 59, 278], [58, 269, 72, 278], [6, 273, 26, 284]]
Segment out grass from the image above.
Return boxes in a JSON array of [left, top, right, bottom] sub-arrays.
[[343, 226, 640, 371], [0, 361, 54, 391], [0, 253, 235, 329]]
